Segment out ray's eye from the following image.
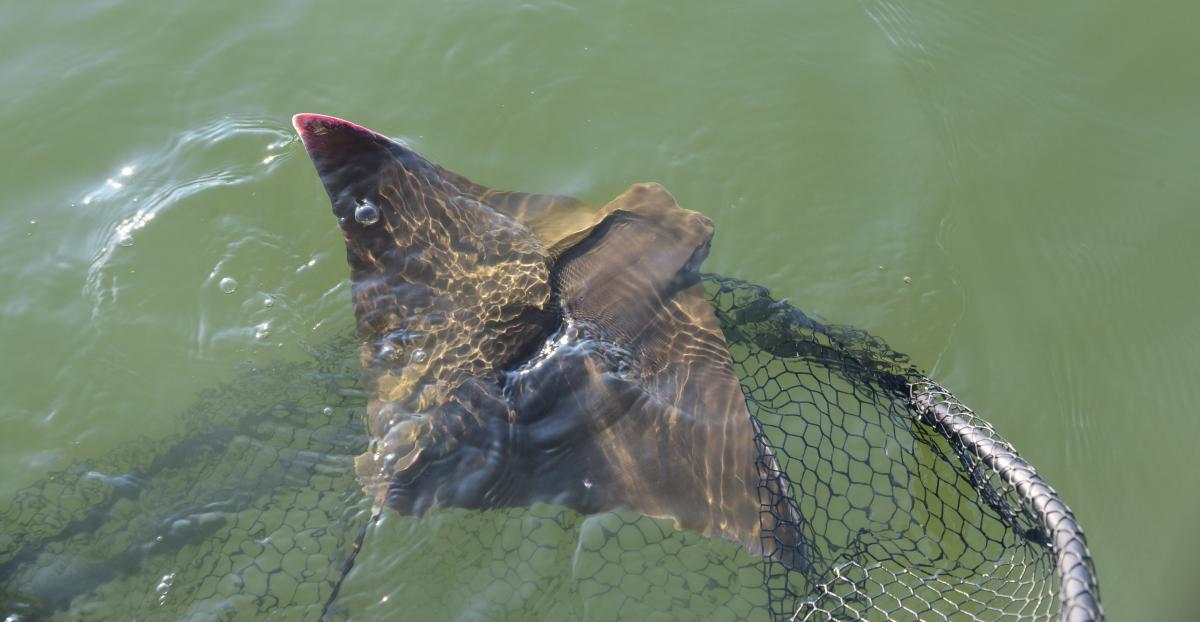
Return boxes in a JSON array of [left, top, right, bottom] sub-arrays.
[[354, 199, 380, 226]]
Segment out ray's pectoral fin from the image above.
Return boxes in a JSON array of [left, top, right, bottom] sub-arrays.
[[448, 177, 601, 249], [294, 114, 804, 565], [293, 113, 577, 507], [294, 113, 600, 250], [510, 183, 806, 564]]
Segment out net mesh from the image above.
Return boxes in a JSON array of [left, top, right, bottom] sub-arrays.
[[0, 337, 373, 621], [0, 275, 1101, 621], [706, 275, 1101, 622]]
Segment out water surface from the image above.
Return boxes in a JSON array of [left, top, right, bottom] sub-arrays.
[[1, 1, 1197, 619]]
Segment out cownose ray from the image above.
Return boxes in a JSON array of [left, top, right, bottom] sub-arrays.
[[293, 113, 803, 567]]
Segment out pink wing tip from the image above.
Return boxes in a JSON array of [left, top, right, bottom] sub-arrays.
[[292, 113, 388, 145]]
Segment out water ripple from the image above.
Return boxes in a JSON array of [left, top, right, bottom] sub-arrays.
[[81, 115, 296, 319]]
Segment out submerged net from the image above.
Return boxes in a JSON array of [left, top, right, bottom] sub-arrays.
[[0, 275, 1101, 621], [0, 336, 373, 621], [707, 275, 1101, 622]]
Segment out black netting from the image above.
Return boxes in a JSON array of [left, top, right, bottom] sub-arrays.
[[0, 275, 1100, 621], [706, 275, 1100, 621], [0, 336, 373, 621]]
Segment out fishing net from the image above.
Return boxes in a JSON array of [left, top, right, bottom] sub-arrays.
[[0, 336, 372, 621], [706, 275, 1101, 622], [0, 275, 1101, 621]]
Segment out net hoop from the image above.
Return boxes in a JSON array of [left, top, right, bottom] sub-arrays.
[[908, 381, 1103, 622]]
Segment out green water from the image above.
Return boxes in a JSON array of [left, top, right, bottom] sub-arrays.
[[1, 0, 1196, 619]]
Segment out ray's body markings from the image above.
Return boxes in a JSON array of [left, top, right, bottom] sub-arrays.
[[293, 114, 809, 613]]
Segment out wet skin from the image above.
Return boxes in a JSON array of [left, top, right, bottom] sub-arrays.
[[294, 114, 801, 563]]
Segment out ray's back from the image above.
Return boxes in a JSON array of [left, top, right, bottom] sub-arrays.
[[294, 114, 787, 559]]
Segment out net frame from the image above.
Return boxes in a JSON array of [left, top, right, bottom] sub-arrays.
[[907, 381, 1102, 622]]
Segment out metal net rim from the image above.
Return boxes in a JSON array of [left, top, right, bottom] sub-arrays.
[[904, 380, 1103, 622]]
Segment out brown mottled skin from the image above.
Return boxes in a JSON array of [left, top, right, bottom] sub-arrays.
[[294, 114, 800, 562]]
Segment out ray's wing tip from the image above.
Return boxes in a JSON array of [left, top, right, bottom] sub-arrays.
[[291, 112, 321, 132], [292, 112, 355, 132], [292, 112, 336, 139], [292, 113, 390, 148]]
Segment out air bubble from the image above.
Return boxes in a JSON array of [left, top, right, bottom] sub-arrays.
[[323, 407, 334, 416], [354, 200, 380, 225], [263, 297, 274, 307], [156, 572, 175, 605], [219, 277, 238, 294], [411, 349, 428, 364], [254, 323, 270, 340], [902, 276, 913, 284]]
